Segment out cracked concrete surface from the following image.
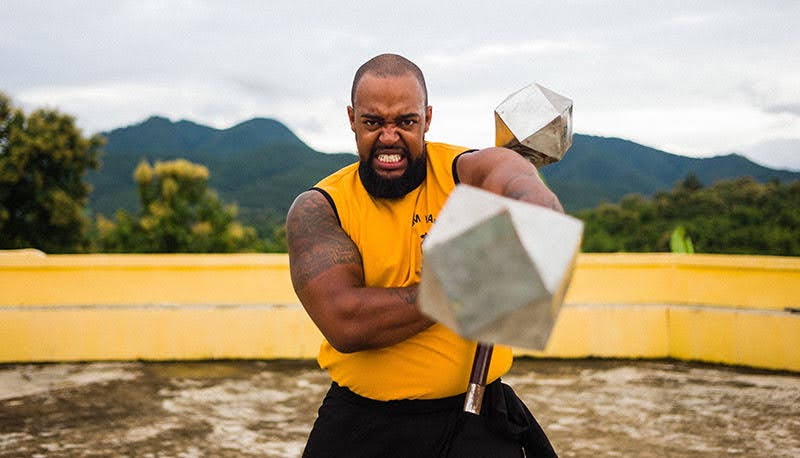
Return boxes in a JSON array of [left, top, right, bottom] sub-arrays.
[[1, 359, 798, 457]]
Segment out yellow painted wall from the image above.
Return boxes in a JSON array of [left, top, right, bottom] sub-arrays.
[[567, 253, 800, 310], [519, 304, 670, 359], [668, 307, 800, 372], [0, 253, 298, 306], [0, 305, 321, 362], [1, 252, 799, 371]]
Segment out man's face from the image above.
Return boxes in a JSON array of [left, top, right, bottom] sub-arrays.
[[348, 72, 432, 182]]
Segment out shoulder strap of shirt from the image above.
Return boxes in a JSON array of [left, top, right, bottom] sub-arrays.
[[452, 149, 477, 185], [309, 186, 342, 227]]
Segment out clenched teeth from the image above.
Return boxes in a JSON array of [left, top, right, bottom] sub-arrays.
[[377, 154, 402, 163]]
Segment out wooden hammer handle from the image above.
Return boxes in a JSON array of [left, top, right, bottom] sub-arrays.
[[463, 342, 493, 414]]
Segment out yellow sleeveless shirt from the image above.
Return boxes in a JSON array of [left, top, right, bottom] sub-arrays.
[[313, 141, 513, 401]]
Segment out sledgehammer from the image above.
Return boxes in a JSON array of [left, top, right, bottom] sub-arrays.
[[418, 84, 582, 414]]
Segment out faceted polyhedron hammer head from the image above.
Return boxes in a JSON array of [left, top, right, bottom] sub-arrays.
[[419, 185, 584, 350], [495, 83, 573, 168]]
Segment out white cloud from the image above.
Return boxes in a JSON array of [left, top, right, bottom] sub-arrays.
[[17, 81, 232, 132], [423, 40, 591, 67], [668, 14, 711, 26], [764, 104, 800, 117], [580, 105, 800, 158], [3, 0, 800, 170], [741, 138, 800, 171], [426, 92, 499, 150]]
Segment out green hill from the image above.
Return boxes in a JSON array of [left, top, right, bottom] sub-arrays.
[[543, 135, 800, 211], [89, 116, 356, 225], [89, 117, 800, 224]]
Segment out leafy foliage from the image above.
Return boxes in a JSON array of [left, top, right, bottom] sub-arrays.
[[670, 226, 695, 253], [96, 159, 267, 253], [0, 91, 104, 252], [577, 175, 800, 255]]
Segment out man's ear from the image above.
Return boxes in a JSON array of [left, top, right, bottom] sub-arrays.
[[424, 105, 432, 133], [347, 106, 356, 133]]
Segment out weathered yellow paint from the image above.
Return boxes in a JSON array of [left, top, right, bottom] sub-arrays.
[[1, 252, 799, 371], [3, 253, 797, 309], [669, 307, 800, 372], [0, 305, 322, 362], [0, 254, 298, 306], [567, 253, 800, 310], [517, 305, 670, 359]]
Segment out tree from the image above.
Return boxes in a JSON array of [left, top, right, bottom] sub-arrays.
[[96, 158, 263, 252], [0, 91, 104, 252], [576, 176, 800, 255], [679, 173, 703, 192]]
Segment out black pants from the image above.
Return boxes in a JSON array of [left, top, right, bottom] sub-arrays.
[[303, 380, 557, 458]]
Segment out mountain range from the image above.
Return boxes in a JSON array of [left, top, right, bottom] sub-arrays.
[[88, 116, 800, 224], [89, 116, 355, 226], [543, 135, 799, 210]]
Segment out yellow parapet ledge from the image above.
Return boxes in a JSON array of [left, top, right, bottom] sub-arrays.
[[567, 253, 800, 310], [1, 251, 799, 371], [0, 253, 299, 307], [669, 307, 800, 372], [520, 304, 670, 359], [0, 304, 322, 362]]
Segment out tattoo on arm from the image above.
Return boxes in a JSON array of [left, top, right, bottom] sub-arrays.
[[389, 286, 418, 306], [287, 192, 363, 292]]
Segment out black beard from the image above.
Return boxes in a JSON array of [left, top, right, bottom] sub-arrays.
[[359, 147, 427, 199]]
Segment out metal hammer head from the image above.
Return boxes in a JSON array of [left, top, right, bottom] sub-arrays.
[[419, 185, 584, 350], [495, 83, 573, 167]]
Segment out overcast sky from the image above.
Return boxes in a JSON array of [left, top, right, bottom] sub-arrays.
[[2, 0, 799, 170]]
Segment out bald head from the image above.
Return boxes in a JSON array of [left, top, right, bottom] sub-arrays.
[[351, 54, 428, 107]]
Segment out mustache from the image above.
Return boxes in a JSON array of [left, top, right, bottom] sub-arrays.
[[371, 143, 409, 156]]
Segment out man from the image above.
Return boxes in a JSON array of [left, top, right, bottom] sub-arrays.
[[287, 54, 560, 457]]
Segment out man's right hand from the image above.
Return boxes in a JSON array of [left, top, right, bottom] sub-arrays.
[[286, 190, 434, 353]]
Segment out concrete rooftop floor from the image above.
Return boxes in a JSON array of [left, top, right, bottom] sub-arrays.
[[1, 359, 798, 457]]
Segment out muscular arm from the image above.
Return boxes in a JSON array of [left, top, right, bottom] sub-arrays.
[[456, 147, 564, 213], [286, 190, 434, 353]]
